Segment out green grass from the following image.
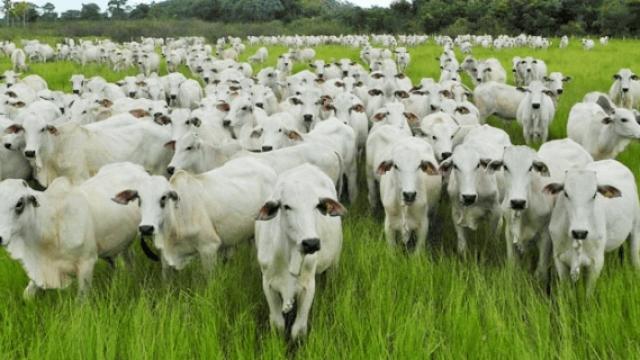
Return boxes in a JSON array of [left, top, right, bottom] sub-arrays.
[[1, 39, 640, 359]]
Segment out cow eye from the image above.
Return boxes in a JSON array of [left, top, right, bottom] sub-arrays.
[[453, 164, 458, 170], [393, 164, 398, 170], [476, 163, 480, 169], [504, 165, 509, 172], [186, 146, 193, 151], [621, 118, 629, 123], [15, 198, 25, 214], [242, 106, 247, 111], [283, 205, 291, 211], [432, 135, 437, 140], [564, 192, 569, 199], [593, 192, 597, 199]]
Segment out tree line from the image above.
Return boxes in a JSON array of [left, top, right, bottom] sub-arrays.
[[2, 0, 640, 37]]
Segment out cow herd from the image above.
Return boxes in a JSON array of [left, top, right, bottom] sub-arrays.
[[0, 34, 638, 340]]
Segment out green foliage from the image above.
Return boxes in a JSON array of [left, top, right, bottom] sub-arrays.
[[80, 3, 102, 21], [60, 10, 81, 21]]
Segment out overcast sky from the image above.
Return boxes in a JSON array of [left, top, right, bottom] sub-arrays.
[[34, 0, 392, 14]]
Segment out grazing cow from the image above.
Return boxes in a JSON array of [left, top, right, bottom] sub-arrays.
[[567, 95, 640, 160], [440, 125, 511, 256], [516, 80, 556, 144], [609, 68, 640, 109], [114, 157, 277, 277], [256, 164, 344, 340], [0, 162, 150, 300], [473, 81, 526, 124], [377, 137, 441, 253], [490, 140, 593, 283], [543, 160, 640, 294], [9, 114, 172, 187]]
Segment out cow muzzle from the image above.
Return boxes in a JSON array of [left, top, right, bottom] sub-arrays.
[[571, 229, 588, 240], [139, 225, 155, 236], [222, 119, 231, 127], [403, 191, 417, 205], [510, 199, 526, 210], [24, 150, 35, 158], [556, 89, 563, 95], [256, 102, 264, 109], [532, 103, 541, 109], [461, 194, 477, 206], [73, 89, 80, 94], [303, 114, 313, 122], [261, 145, 272, 152], [301, 238, 321, 255]]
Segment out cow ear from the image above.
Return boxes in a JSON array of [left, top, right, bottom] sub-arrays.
[[597, 185, 621, 198], [323, 103, 335, 112], [532, 160, 550, 177], [308, 63, 316, 68], [28, 195, 39, 208], [285, 129, 302, 141], [168, 190, 179, 204], [164, 140, 176, 150], [376, 160, 393, 175], [420, 160, 439, 175], [46, 125, 59, 136], [632, 75, 639, 81], [479, 158, 492, 168], [596, 95, 615, 115], [542, 76, 550, 82], [440, 159, 453, 177], [456, 106, 470, 115], [602, 117, 613, 125], [315, 78, 325, 84], [404, 112, 419, 125], [395, 90, 409, 99], [516, 87, 527, 92], [112, 190, 139, 205], [155, 115, 171, 125], [256, 201, 280, 220], [317, 197, 345, 217], [5, 124, 24, 134], [129, 109, 150, 118], [441, 90, 452, 99], [563, 76, 572, 82], [372, 112, 386, 122], [100, 99, 114, 108], [216, 103, 230, 112], [486, 160, 503, 174], [412, 127, 429, 138], [542, 183, 564, 195], [250, 128, 263, 138], [544, 90, 556, 98], [190, 117, 202, 127]]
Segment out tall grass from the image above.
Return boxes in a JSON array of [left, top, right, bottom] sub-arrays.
[[0, 39, 640, 359]]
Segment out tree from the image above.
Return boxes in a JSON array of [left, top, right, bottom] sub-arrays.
[[80, 3, 101, 20], [128, 3, 149, 19], [108, 0, 127, 19], [41, 2, 56, 21], [61, 9, 81, 20], [11, 2, 30, 26], [26, 2, 38, 22], [2, 0, 11, 25]]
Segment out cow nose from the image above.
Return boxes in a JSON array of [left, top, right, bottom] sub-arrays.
[[139, 225, 155, 236], [572, 230, 588, 240], [342, 70, 348, 76], [0, 236, 3, 245], [623, 88, 629, 93], [318, 74, 324, 79], [223, 119, 231, 127], [556, 89, 563, 94], [430, 105, 438, 111], [527, 69, 531, 72], [462, 194, 477, 205], [402, 191, 417, 204], [301, 238, 321, 255], [303, 114, 313, 122], [73, 89, 79, 94], [510, 199, 526, 210], [204, 78, 209, 83], [441, 152, 452, 160], [170, 94, 177, 99], [4, 143, 11, 150], [256, 102, 264, 109], [477, 78, 482, 82], [154, 112, 162, 118], [532, 103, 541, 109], [24, 150, 35, 158], [6, 83, 12, 88], [261, 145, 272, 152], [167, 166, 175, 175], [129, 92, 136, 97]]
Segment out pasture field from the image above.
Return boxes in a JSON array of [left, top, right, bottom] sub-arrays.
[[1, 38, 640, 359]]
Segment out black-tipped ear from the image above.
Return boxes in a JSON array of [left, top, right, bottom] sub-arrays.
[[486, 160, 503, 174], [112, 190, 139, 205], [532, 160, 550, 177], [168, 190, 179, 204], [256, 201, 280, 220], [596, 95, 615, 115], [376, 161, 393, 175], [542, 183, 564, 195], [28, 195, 39, 208], [597, 185, 621, 198]]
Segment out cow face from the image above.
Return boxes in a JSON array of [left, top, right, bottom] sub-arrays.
[[166, 132, 206, 175], [496, 146, 549, 211], [0, 179, 39, 246]]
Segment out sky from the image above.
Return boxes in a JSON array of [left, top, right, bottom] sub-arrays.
[[35, 0, 392, 14]]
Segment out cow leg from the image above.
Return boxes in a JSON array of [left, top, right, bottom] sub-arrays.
[[627, 225, 640, 270], [367, 177, 380, 215], [554, 257, 569, 282], [77, 258, 97, 302], [161, 256, 176, 280], [198, 242, 219, 277], [346, 163, 358, 204], [23, 280, 43, 300], [504, 215, 515, 261], [121, 248, 135, 269], [291, 279, 315, 341], [263, 279, 285, 333], [384, 215, 399, 251], [586, 256, 604, 296], [413, 219, 428, 255], [535, 232, 552, 286]]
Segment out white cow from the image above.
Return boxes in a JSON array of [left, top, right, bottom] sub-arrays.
[[516, 81, 556, 144], [490, 140, 593, 283], [475, 58, 507, 84], [377, 137, 441, 253], [11, 49, 28, 72], [11, 114, 172, 187], [256, 164, 344, 340], [473, 81, 526, 124], [113, 157, 277, 276], [567, 95, 640, 160], [609, 68, 640, 109], [542, 72, 572, 96], [177, 79, 203, 110], [543, 160, 640, 294], [138, 53, 160, 77], [0, 162, 150, 299], [440, 125, 511, 256], [582, 39, 595, 51]]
